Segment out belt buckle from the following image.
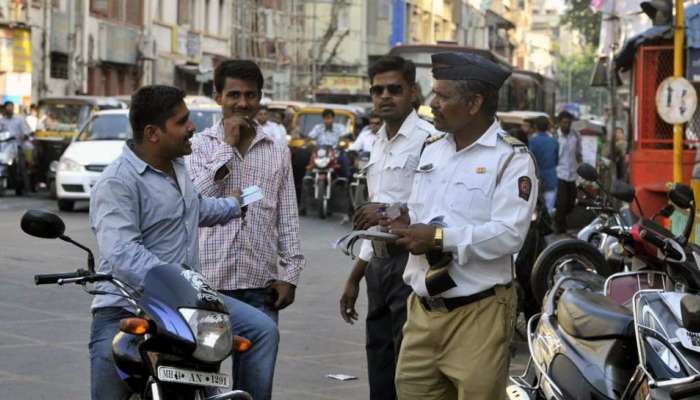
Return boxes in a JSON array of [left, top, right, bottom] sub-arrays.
[[425, 296, 447, 312]]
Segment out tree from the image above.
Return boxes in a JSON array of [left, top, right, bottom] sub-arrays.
[[558, 44, 609, 115], [560, 0, 601, 47]]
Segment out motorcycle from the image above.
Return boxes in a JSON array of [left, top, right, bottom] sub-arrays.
[[529, 164, 641, 306], [508, 183, 700, 400], [302, 144, 349, 219], [22, 209, 252, 400], [0, 130, 21, 196], [348, 151, 370, 211]]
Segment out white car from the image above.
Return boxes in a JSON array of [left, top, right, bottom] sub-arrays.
[[56, 110, 130, 211]]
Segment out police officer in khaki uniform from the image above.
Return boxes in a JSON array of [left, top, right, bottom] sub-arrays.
[[390, 53, 538, 400]]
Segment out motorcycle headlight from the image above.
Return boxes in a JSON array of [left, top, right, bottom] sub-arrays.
[[179, 308, 233, 363], [0, 151, 11, 165], [0, 131, 11, 141], [57, 158, 84, 172], [317, 148, 327, 157], [315, 157, 330, 168], [646, 336, 681, 373]]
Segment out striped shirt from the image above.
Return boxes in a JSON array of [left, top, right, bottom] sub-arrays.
[[186, 120, 305, 290]]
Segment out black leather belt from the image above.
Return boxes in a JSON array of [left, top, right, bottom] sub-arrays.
[[419, 282, 513, 312]]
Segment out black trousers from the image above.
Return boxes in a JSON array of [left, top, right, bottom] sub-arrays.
[[554, 179, 577, 233], [365, 250, 412, 400]]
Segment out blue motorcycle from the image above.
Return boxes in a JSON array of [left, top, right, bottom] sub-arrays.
[[21, 209, 252, 400]]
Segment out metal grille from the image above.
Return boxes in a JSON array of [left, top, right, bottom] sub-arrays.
[[636, 45, 674, 149]]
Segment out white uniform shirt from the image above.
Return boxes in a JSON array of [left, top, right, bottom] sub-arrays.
[[556, 128, 581, 182], [358, 110, 435, 261], [259, 121, 287, 144], [348, 127, 377, 153], [403, 121, 538, 298]]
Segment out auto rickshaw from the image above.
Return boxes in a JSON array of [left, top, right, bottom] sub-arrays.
[[34, 96, 127, 190]]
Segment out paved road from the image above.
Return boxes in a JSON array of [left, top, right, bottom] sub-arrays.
[[0, 195, 527, 399]]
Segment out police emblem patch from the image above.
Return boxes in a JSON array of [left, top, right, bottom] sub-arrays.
[[518, 176, 531, 201]]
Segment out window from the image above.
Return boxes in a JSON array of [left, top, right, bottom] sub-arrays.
[[50, 52, 68, 79], [178, 0, 191, 25], [218, 0, 225, 35], [90, 0, 142, 25]]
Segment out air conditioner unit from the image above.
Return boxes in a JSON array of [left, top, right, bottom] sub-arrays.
[[138, 34, 156, 60]]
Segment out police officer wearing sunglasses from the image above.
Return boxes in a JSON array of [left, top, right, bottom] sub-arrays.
[[339, 55, 436, 400], [389, 53, 538, 400]]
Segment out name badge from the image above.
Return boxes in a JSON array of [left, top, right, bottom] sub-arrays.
[[417, 163, 434, 173]]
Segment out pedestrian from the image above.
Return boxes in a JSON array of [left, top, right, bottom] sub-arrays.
[[554, 110, 581, 234], [339, 55, 435, 400], [521, 117, 534, 138], [528, 116, 558, 213], [89, 85, 279, 400], [348, 112, 381, 153], [389, 52, 538, 400], [25, 103, 39, 132], [185, 60, 304, 398], [256, 105, 288, 145], [308, 108, 348, 146], [1, 101, 32, 192]]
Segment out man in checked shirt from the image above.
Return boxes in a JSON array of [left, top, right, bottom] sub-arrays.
[[339, 56, 436, 400], [186, 60, 305, 391]]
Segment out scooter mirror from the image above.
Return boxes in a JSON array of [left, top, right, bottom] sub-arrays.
[[20, 209, 66, 239], [610, 180, 636, 203], [577, 163, 599, 182], [669, 184, 694, 210]]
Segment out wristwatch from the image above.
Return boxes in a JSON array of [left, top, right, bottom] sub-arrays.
[[433, 227, 444, 249]]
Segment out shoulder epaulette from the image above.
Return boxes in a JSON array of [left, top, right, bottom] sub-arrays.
[[425, 133, 447, 145], [499, 134, 526, 147]]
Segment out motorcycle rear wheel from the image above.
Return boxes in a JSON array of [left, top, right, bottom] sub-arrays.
[[530, 239, 610, 307]]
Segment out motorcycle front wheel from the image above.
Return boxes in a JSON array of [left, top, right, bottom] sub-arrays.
[[530, 239, 610, 307]]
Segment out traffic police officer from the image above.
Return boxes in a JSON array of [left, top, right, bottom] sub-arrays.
[[391, 52, 538, 400], [339, 55, 435, 400]]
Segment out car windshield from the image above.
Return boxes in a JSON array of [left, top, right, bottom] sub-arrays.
[[76, 114, 131, 141], [191, 109, 221, 132], [298, 114, 349, 137], [38, 103, 86, 132]]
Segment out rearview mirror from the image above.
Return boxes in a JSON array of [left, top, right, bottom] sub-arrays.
[[577, 163, 599, 182], [609, 180, 636, 203], [20, 209, 66, 239], [669, 184, 694, 210]]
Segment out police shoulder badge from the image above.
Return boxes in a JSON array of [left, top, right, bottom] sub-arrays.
[[518, 176, 532, 201]]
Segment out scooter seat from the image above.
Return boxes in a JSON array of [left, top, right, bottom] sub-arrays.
[[557, 289, 634, 340]]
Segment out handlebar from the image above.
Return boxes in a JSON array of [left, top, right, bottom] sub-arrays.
[[34, 269, 112, 285], [640, 229, 684, 260]]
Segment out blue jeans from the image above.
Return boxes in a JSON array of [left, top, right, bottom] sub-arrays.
[[90, 295, 279, 400], [220, 288, 278, 324]]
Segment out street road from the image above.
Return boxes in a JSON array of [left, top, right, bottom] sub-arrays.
[[0, 195, 527, 399]]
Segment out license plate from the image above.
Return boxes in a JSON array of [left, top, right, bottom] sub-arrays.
[[157, 366, 230, 388]]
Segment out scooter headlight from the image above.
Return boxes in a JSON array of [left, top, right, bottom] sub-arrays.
[[57, 158, 84, 172], [646, 336, 681, 373], [179, 309, 233, 362], [315, 157, 330, 168]]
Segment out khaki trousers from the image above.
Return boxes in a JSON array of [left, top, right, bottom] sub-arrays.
[[395, 285, 517, 400]]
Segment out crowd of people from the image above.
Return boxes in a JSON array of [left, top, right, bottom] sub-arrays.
[[18, 51, 544, 399]]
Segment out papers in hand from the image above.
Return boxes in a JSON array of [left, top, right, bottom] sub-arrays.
[[334, 228, 399, 259], [241, 185, 263, 207]]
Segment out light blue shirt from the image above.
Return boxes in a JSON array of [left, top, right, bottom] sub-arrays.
[[0, 115, 30, 139], [89, 141, 241, 310], [308, 123, 347, 146]]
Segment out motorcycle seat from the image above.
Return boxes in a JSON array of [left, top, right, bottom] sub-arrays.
[[557, 289, 634, 340]]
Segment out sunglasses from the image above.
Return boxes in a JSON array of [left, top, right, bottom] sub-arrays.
[[369, 84, 403, 96]]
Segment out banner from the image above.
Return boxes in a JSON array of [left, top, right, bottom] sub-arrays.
[[0, 27, 32, 73]]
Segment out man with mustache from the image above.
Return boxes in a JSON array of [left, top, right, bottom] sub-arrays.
[[390, 53, 538, 399], [339, 55, 435, 400], [186, 60, 305, 400]]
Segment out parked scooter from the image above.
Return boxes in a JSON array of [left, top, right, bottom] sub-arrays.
[[22, 209, 252, 400], [529, 164, 640, 306], [508, 184, 700, 400]]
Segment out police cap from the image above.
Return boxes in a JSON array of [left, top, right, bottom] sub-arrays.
[[431, 52, 512, 89]]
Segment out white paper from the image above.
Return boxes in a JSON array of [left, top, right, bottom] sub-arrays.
[[326, 374, 358, 381], [241, 185, 263, 207]]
